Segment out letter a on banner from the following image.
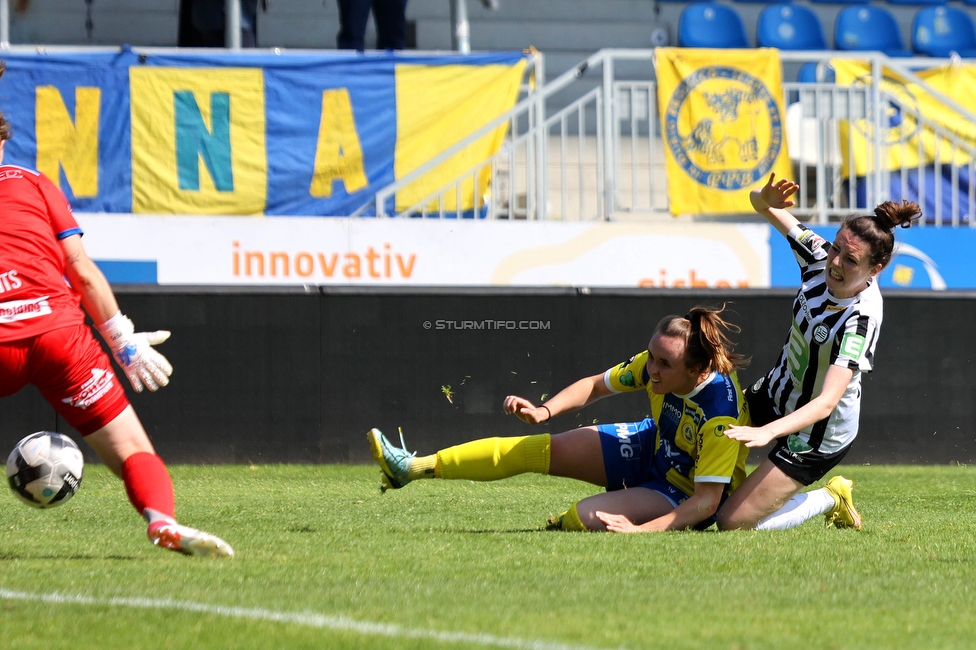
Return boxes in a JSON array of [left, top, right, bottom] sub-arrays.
[[656, 48, 792, 215], [309, 88, 368, 198]]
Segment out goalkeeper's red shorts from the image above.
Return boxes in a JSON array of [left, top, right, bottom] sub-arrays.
[[0, 324, 130, 435]]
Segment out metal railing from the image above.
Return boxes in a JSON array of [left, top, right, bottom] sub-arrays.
[[376, 48, 976, 226], [782, 52, 976, 226]]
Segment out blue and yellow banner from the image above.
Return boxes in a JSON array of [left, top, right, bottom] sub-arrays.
[[0, 49, 527, 216], [656, 48, 792, 215], [831, 60, 976, 178]]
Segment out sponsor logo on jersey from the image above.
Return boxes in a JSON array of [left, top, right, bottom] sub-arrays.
[[797, 229, 827, 252], [0, 296, 51, 323], [614, 422, 638, 459], [0, 270, 23, 293], [840, 333, 867, 360], [61, 368, 115, 410], [618, 369, 636, 388], [797, 291, 813, 321], [0, 168, 24, 182], [787, 433, 814, 454], [661, 400, 683, 425]]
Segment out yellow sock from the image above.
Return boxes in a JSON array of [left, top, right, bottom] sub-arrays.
[[559, 502, 589, 531], [406, 455, 436, 481], [435, 434, 550, 481]]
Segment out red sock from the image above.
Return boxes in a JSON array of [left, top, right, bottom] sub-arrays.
[[120, 452, 176, 521]]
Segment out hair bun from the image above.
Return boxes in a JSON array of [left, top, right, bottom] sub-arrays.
[[874, 200, 921, 231]]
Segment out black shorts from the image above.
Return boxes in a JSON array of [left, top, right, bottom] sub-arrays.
[[744, 375, 778, 427], [745, 376, 852, 486], [767, 437, 852, 486]]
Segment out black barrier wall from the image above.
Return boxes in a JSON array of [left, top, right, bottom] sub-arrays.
[[1, 287, 973, 465]]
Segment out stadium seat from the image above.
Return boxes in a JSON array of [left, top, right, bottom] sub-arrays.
[[835, 6, 913, 57], [678, 3, 749, 48], [912, 6, 976, 58], [886, 0, 943, 6], [757, 4, 826, 50], [796, 61, 835, 83], [807, 0, 869, 5]]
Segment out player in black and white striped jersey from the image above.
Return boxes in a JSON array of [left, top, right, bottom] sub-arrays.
[[716, 173, 920, 532]]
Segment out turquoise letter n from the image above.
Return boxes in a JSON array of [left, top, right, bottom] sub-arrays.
[[175, 91, 234, 192]]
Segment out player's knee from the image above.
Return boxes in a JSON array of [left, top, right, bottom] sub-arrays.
[[563, 501, 604, 531], [714, 505, 752, 531], [714, 507, 734, 531]]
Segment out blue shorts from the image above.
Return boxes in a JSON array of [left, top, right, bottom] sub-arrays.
[[596, 418, 686, 508]]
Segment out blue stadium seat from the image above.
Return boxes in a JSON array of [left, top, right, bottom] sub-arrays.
[[678, 3, 749, 48], [807, 0, 869, 5], [886, 0, 943, 6], [757, 4, 826, 50], [912, 6, 976, 57], [796, 61, 835, 83], [835, 6, 913, 57]]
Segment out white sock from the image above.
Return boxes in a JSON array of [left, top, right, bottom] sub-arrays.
[[143, 508, 177, 526], [755, 488, 835, 531]]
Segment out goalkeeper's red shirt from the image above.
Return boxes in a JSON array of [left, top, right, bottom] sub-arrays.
[[0, 165, 85, 343]]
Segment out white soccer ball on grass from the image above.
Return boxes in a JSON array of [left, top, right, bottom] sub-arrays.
[[6, 431, 84, 508]]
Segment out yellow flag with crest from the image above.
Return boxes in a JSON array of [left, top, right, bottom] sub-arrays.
[[656, 48, 792, 215]]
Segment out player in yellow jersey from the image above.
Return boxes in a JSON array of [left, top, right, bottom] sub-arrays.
[[368, 304, 751, 532]]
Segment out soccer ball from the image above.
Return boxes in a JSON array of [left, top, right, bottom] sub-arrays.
[[6, 432, 84, 508]]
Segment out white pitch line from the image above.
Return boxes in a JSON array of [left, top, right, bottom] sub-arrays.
[[0, 589, 614, 650]]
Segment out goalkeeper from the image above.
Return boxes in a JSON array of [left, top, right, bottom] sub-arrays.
[[370, 305, 752, 532], [0, 90, 232, 557]]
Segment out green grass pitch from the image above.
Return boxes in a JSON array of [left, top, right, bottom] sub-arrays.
[[2, 464, 975, 649]]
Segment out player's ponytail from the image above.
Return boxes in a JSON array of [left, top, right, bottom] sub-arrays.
[[656, 304, 749, 376]]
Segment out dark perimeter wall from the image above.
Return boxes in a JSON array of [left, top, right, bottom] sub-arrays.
[[1, 287, 973, 466]]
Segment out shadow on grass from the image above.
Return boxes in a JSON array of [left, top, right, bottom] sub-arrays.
[[0, 553, 140, 561], [453, 528, 551, 534]]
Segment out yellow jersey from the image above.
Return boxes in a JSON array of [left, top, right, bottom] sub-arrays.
[[604, 351, 750, 497]]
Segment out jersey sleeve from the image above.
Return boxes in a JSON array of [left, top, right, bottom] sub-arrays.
[[694, 416, 742, 484], [37, 172, 82, 240], [832, 312, 880, 373], [603, 350, 649, 394], [786, 224, 828, 270]]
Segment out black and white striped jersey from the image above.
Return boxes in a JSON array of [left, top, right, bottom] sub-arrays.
[[759, 224, 882, 453]]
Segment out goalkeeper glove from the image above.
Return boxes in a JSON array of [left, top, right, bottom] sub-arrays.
[[96, 311, 173, 393]]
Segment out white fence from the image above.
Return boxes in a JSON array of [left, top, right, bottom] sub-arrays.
[[376, 48, 976, 226]]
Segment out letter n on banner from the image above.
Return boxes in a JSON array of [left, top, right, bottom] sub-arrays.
[[35, 86, 100, 197], [129, 67, 267, 215]]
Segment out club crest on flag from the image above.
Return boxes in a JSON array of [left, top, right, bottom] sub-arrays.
[[656, 48, 793, 215], [849, 72, 920, 146], [664, 67, 783, 192]]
